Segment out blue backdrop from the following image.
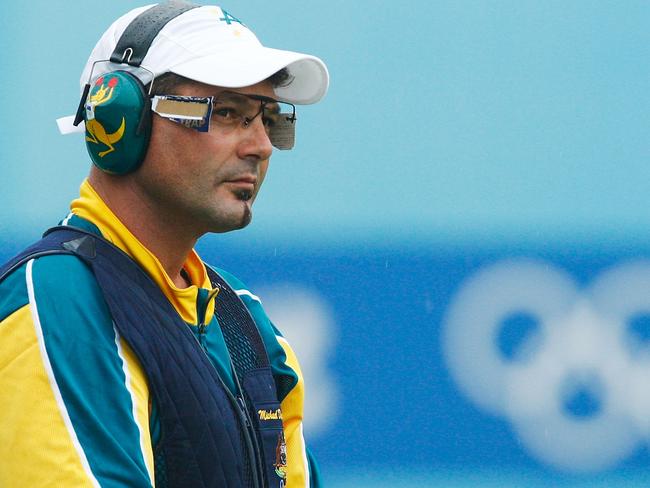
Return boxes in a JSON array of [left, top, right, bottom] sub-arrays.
[[2, 1, 650, 486]]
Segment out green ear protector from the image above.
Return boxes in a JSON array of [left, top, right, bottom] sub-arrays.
[[72, 1, 199, 175]]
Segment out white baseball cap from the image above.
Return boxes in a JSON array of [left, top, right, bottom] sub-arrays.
[[58, 2, 329, 134]]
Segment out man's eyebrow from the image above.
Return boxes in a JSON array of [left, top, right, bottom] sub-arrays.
[[213, 91, 249, 103], [216, 91, 281, 103], [265, 102, 281, 114]]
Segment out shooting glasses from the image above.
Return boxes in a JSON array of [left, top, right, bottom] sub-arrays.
[[151, 91, 297, 150]]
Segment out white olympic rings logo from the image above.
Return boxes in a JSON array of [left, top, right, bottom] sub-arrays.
[[442, 258, 650, 472]]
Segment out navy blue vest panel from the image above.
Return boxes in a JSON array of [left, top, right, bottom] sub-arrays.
[[208, 268, 287, 488], [0, 227, 285, 488], [242, 368, 287, 486]]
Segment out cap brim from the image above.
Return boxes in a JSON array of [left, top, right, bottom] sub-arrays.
[[168, 46, 329, 105]]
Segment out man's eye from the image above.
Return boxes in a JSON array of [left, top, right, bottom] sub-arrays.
[[262, 115, 276, 128], [262, 110, 282, 128], [213, 106, 239, 121]]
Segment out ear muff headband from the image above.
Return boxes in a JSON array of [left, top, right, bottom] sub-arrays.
[[80, 0, 200, 175], [110, 1, 199, 67]]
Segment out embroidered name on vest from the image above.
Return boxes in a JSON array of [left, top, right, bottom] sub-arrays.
[[258, 408, 283, 421]]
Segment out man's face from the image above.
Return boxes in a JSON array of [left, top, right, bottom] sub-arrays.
[[134, 79, 276, 236]]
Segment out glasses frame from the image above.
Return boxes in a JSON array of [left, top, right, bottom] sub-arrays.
[[150, 91, 297, 150]]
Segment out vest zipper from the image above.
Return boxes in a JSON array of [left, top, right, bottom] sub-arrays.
[[198, 276, 264, 487], [231, 359, 265, 487], [237, 396, 250, 427], [187, 326, 262, 488]]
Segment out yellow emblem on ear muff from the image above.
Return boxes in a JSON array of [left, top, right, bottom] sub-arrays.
[[85, 76, 126, 158]]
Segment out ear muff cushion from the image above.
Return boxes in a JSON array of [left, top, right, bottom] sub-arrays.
[[84, 71, 151, 175]]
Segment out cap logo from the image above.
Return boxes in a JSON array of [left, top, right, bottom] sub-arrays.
[[219, 9, 243, 26], [85, 76, 126, 158]]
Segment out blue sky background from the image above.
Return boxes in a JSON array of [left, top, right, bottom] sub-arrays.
[[1, 1, 648, 248]]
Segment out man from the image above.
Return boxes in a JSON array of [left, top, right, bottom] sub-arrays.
[[0, 2, 328, 487]]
